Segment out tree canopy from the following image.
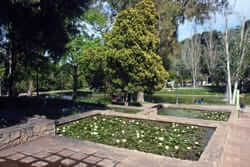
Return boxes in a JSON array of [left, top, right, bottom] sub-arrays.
[[104, 0, 168, 102]]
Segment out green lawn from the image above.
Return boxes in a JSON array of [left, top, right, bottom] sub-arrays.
[[155, 88, 224, 96]]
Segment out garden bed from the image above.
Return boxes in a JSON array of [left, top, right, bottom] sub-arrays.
[[56, 115, 215, 161], [158, 108, 231, 121]]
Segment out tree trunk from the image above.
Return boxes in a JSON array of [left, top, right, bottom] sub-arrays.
[[193, 76, 196, 88], [225, 15, 233, 104], [8, 50, 16, 96], [36, 71, 39, 96], [137, 91, 144, 103], [72, 65, 78, 101], [232, 80, 238, 105], [27, 80, 33, 96], [124, 93, 129, 106], [0, 79, 2, 96]]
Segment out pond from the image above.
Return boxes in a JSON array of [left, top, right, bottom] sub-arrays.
[[145, 94, 250, 105], [56, 115, 215, 161], [110, 107, 141, 114], [158, 108, 231, 121]]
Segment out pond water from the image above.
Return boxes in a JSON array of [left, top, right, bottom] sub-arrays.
[[158, 108, 230, 121], [145, 94, 250, 105], [57, 115, 215, 161]]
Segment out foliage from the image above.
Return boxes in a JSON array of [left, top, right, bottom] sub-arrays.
[[82, 40, 106, 90], [104, 0, 168, 97], [57, 115, 213, 160]]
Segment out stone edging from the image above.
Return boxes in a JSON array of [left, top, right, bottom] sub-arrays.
[[0, 116, 55, 151], [56, 109, 230, 167]]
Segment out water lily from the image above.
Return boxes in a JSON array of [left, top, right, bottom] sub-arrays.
[[165, 146, 169, 150], [187, 147, 192, 150], [158, 137, 164, 141], [122, 139, 127, 143], [175, 146, 179, 150], [116, 139, 120, 143], [195, 142, 199, 145]]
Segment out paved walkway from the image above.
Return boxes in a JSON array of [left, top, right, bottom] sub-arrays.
[[222, 111, 250, 167]]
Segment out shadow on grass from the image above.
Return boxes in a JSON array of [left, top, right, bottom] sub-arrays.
[[0, 96, 107, 129], [203, 86, 226, 94]]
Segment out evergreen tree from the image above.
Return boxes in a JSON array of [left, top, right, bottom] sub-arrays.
[[105, 0, 168, 105]]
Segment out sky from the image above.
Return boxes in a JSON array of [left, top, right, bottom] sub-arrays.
[[178, 0, 250, 41]]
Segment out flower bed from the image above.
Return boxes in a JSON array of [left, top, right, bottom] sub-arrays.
[[56, 115, 215, 161]]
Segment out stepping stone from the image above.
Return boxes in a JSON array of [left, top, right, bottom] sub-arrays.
[[58, 149, 75, 157], [61, 158, 76, 166], [20, 156, 37, 163], [45, 155, 62, 163], [34, 152, 51, 159], [70, 153, 88, 160], [84, 156, 103, 164], [7, 153, 25, 161], [31, 161, 48, 167], [74, 162, 88, 167], [98, 159, 118, 166]]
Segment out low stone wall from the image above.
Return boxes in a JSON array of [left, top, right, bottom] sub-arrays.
[[0, 116, 55, 151]]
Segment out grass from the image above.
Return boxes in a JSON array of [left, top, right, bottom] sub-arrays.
[[155, 87, 224, 96], [57, 115, 215, 161]]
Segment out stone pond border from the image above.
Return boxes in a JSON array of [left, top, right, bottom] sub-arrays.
[[0, 103, 236, 166], [0, 116, 55, 151], [54, 104, 236, 167]]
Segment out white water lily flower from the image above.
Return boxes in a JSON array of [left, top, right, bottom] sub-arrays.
[[62, 129, 66, 133], [102, 118, 106, 121], [175, 146, 179, 150], [177, 134, 181, 137], [112, 133, 115, 136], [77, 136, 80, 138], [122, 139, 127, 143], [56, 128, 60, 131], [187, 147, 192, 150], [182, 130, 186, 133], [116, 139, 120, 143], [94, 116, 97, 120], [195, 142, 199, 145], [92, 132, 98, 135], [165, 146, 169, 150], [186, 127, 190, 129], [136, 122, 139, 125], [122, 130, 125, 134], [158, 143, 163, 146], [59, 134, 63, 136], [158, 137, 164, 141], [174, 129, 177, 132], [191, 126, 195, 129], [139, 140, 143, 143]]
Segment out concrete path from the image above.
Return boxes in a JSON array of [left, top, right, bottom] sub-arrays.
[[222, 111, 250, 167]]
